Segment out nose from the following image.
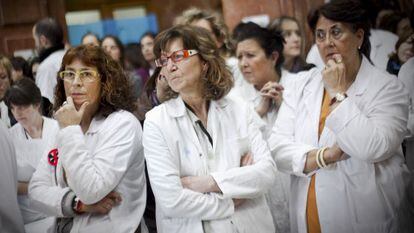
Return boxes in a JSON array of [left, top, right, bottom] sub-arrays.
[[71, 73, 83, 86], [166, 58, 177, 73], [239, 56, 248, 68]]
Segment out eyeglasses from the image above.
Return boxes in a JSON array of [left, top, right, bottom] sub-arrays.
[[58, 70, 99, 83], [155, 49, 198, 67], [315, 25, 345, 44]]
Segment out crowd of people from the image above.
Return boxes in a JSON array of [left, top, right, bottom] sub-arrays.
[[0, 0, 413, 233]]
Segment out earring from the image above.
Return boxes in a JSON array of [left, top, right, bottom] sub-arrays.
[[358, 45, 361, 50]]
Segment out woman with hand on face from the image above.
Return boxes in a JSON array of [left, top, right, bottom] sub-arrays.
[[232, 21, 292, 233], [5, 78, 57, 233], [269, 16, 315, 73], [269, 1, 413, 233], [29, 45, 147, 233], [143, 25, 277, 233]]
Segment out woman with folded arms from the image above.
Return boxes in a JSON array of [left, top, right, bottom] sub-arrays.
[[143, 25, 277, 233]]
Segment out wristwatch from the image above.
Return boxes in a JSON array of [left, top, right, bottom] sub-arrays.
[[330, 93, 347, 106]]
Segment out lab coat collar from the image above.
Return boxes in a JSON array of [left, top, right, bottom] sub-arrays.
[[165, 96, 229, 118], [345, 55, 370, 97]]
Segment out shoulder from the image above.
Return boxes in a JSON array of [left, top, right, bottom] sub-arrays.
[[38, 50, 65, 70], [106, 110, 139, 127]]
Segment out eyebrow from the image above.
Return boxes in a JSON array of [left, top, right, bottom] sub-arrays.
[[64, 67, 94, 71], [316, 23, 341, 31]]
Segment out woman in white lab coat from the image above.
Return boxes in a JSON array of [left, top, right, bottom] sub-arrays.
[[143, 25, 277, 233], [29, 45, 147, 233], [231, 21, 292, 233], [269, 1, 413, 233], [5, 78, 57, 233]]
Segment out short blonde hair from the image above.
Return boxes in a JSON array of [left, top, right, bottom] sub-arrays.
[[154, 25, 233, 101], [174, 7, 234, 57], [0, 55, 13, 84]]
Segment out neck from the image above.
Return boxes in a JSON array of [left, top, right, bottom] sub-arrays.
[[149, 61, 156, 70], [255, 69, 280, 90], [182, 93, 208, 124], [24, 114, 43, 139], [344, 54, 362, 90], [79, 104, 98, 133], [283, 56, 295, 71]]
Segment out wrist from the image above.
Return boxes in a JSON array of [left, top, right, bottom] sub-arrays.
[[72, 196, 84, 214]]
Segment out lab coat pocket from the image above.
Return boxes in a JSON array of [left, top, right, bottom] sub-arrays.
[[340, 159, 391, 227]]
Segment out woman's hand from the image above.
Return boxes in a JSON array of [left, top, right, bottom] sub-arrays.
[[322, 54, 347, 97], [80, 191, 122, 214], [181, 175, 221, 194], [54, 97, 89, 128], [323, 144, 349, 164], [240, 152, 254, 167], [256, 81, 284, 117]]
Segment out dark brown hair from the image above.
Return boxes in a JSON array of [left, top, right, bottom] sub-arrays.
[[308, 0, 372, 62], [54, 45, 135, 117], [154, 25, 233, 101], [5, 78, 41, 108]]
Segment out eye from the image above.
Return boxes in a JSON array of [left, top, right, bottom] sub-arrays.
[[63, 71, 75, 79], [173, 52, 184, 61], [81, 70, 95, 78], [315, 30, 325, 41], [331, 27, 342, 38]]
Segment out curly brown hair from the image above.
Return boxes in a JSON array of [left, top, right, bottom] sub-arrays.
[[154, 25, 233, 101], [53, 45, 135, 117]]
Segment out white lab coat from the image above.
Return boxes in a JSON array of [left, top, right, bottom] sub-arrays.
[[229, 69, 304, 233], [398, 57, 414, 169], [29, 110, 147, 233], [10, 117, 58, 233], [0, 100, 11, 128], [306, 29, 398, 71], [35, 50, 65, 104], [0, 123, 25, 233], [269, 56, 413, 233], [143, 96, 277, 233]]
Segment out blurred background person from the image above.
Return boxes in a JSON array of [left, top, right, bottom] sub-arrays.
[[5, 78, 57, 233], [101, 35, 124, 64], [0, 55, 15, 128], [140, 32, 157, 76], [29, 57, 40, 82], [81, 32, 100, 46], [174, 7, 246, 88], [269, 16, 315, 73], [32, 17, 65, 105], [10, 56, 33, 82], [232, 21, 291, 233], [386, 31, 414, 75], [0, 122, 25, 233], [29, 45, 147, 233], [124, 43, 150, 99]]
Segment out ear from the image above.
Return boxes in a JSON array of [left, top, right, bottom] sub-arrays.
[[270, 51, 279, 66], [202, 62, 209, 71]]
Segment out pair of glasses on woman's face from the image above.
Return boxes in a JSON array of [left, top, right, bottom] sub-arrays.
[[155, 49, 198, 67], [315, 24, 346, 44], [58, 70, 99, 83]]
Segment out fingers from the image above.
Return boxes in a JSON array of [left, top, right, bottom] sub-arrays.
[[240, 152, 254, 166], [66, 96, 74, 106], [107, 191, 122, 203]]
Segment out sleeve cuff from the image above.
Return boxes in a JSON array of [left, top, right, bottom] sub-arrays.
[[292, 146, 317, 177], [61, 190, 76, 217], [325, 98, 360, 134]]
